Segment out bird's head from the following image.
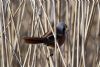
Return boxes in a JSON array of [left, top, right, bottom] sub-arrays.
[[56, 22, 67, 35]]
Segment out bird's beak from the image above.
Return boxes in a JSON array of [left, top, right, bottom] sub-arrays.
[[65, 24, 69, 32], [65, 24, 67, 28]]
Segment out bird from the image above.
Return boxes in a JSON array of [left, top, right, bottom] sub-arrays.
[[23, 22, 67, 48]]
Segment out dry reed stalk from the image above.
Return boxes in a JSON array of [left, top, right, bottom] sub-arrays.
[[0, 0, 100, 67]]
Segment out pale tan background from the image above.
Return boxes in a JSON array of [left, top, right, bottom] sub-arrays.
[[0, 0, 100, 67]]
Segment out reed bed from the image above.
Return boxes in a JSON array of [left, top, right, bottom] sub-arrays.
[[0, 0, 100, 67]]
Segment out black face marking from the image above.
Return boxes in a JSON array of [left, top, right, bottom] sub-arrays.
[[56, 22, 66, 35]]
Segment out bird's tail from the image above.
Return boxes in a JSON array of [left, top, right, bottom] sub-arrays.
[[23, 37, 46, 44]]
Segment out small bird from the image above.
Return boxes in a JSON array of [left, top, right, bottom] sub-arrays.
[[23, 22, 67, 48]]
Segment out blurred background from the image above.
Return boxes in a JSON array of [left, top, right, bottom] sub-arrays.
[[0, 0, 100, 67]]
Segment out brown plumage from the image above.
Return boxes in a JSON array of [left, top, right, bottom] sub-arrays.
[[23, 37, 46, 44], [23, 22, 67, 48]]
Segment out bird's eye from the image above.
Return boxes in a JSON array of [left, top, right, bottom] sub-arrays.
[[63, 27, 65, 31]]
